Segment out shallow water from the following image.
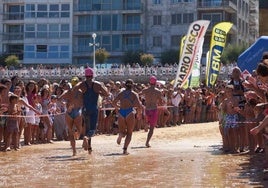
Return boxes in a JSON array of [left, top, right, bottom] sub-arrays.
[[0, 124, 267, 188]]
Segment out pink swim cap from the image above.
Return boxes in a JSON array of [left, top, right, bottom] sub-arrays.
[[149, 76, 157, 85], [85, 67, 94, 77]]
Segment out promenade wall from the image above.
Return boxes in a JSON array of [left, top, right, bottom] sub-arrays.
[[0, 66, 231, 84]]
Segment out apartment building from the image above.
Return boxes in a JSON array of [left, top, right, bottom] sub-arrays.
[[259, 0, 268, 36], [0, 0, 259, 66], [1, 0, 73, 65]]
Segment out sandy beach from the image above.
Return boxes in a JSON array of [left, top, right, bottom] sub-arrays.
[[0, 121, 267, 187]]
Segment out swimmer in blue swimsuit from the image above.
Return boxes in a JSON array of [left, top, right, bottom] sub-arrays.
[[58, 82, 84, 156], [112, 79, 143, 155]]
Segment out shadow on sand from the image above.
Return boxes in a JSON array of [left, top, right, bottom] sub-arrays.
[[208, 144, 268, 187]]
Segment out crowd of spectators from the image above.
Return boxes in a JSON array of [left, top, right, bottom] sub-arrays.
[[3, 58, 268, 173]]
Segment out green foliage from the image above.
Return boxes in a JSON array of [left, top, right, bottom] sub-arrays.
[[121, 50, 143, 66], [95, 48, 110, 64], [221, 44, 248, 65], [4, 55, 19, 67], [160, 49, 180, 65], [0, 54, 9, 67], [140, 53, 154, 66]]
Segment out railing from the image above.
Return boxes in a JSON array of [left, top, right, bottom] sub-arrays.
[[0, 65, 233, 81], [2, 33, 24, 40], [2, 13, 24, 20]]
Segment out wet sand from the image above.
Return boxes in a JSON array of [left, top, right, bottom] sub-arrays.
[[0, 122, 267, 188]]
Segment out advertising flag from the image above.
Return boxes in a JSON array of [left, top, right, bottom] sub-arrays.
[[206, 22, 233, 87], [173, 20, 210, 88]]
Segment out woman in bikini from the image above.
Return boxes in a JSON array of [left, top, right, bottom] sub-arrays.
[[57, 81, 83, 156], [112, 79, 143, 155]]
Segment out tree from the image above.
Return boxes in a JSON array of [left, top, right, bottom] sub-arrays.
[[160, 49, 180, 66], [221, 44, 248, 65], [0, 54, 9, 67], [121, 50, 143, 66], [140, 53, 154, 66], [5, 55, 20, 67], [95, 48, 110, 65]]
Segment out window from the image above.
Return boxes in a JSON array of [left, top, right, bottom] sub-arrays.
[[112, 35, 121, 51], [49, 24, 59, 38], [37, 4, 47, 18], [102, 35, 111, 51], [37, 45, 47, 52], [153, 15, 161, 25], [153, 0, 161, 4], [92, 0, 101, 10], [37, 24, 47, 38], [183, 13, 194, 24], [61, 4, 70, 17], [171, 14, 182, 24], [102, 15, 111, 31], [25, 24, 35, 38], [201, 13, 222, 27], [49, 4, 59, 18], [48, 46, 59, 58], [60, 45, 69, 58], [171, 0, 182, 3], [8, 5, 24, 20], [24, 45, 35, 58], [61, 4, 70, 11], [36, 45, 47, 58], [61, 24, 70, 38], [78, 16, 90, 32], [153, 36, 162, 47], [25, 4, 35, 18], [171, 35, 181, 47]]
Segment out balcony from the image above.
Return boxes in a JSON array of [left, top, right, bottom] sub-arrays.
[[73, 24, 142, 34], [197, 0, 237, 13], [3, 13, 24, 20], [2, 33, 24, 41], [73, 3, 142, 12]]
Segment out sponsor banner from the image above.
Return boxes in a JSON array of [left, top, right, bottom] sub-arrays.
[[188, 37, 204, 88], [206, 22, 233, 87], [174, 20, 210, 88]]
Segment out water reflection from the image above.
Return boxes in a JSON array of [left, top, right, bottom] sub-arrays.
[[0, 134, 267, 187]]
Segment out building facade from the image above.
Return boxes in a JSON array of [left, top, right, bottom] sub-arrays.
[[0, 0, 259, 66], [259, 0, 268, 36], [1, 0, 73, 65]]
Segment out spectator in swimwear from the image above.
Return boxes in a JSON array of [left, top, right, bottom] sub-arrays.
[[5, 94, 20, 151], [25, 80, 38, 145]]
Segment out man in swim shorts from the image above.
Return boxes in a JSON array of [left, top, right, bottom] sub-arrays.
[[141, 76, 162, 147]]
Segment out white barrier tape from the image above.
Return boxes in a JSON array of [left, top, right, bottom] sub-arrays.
[[99, 106, 175, 111], [0, 106, 177, 118], [0, 112, 66, 118]]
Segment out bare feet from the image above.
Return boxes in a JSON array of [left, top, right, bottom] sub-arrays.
[[88, 147, 92, 154], [83, 136, 88, 151], [73, 151, 76, 156], [123, 148, 129, 155], [117, 133, 123, 145]]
